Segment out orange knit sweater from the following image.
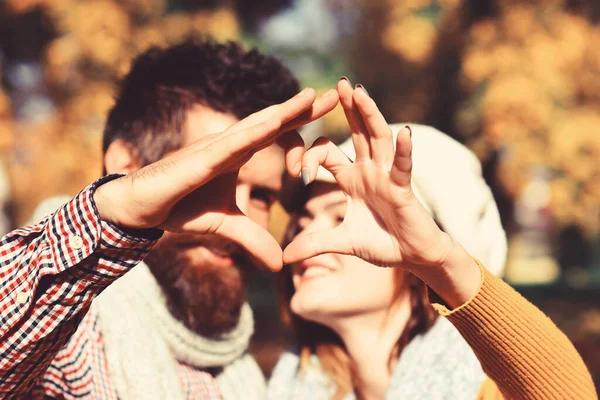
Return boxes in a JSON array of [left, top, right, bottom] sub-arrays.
[[432, 262, 598, 399]]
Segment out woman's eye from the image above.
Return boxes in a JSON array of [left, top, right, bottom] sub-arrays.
[[293, 224, 304, 236], [250, 188, 276, 209]]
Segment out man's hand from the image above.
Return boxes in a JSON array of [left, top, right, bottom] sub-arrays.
[[94, 88, 339, 271]]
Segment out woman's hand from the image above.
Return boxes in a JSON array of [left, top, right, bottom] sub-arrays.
[[284, 79, 451, 270], [284, 79, 481, 307]]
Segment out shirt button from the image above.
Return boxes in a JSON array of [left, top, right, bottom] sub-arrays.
[[69, 235, 84, 250], [16, 291, 28, 305]]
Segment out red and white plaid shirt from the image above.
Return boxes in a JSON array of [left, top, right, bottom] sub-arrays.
[[0, 176, 222, 399]]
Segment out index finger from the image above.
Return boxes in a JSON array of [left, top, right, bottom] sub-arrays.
[[338, 78, 371, 161], [279, 89, 339, 133], [228, 88, 317, 134], [276, 89, 339, 176]]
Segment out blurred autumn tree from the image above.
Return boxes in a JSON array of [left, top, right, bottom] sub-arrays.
[[0, 0, 246, 226], [0, 0, 599, 249], [350, 0, 600, 242], [1, 0, 599, 382]]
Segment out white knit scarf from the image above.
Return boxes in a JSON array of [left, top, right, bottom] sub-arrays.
[[267, 318, 487, 399], [94, 262, 265, 400]]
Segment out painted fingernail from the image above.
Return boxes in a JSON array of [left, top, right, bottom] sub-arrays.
[[405, 125, 412, 138], [355, 84, 369, 96], [339, 76, 350, 83], [301, 168, 311, 186]]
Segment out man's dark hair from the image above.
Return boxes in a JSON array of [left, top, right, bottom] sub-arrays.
[[103, 38, 300, 165]]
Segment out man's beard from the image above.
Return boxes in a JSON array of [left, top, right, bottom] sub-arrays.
[[145, 235, 251, 338]]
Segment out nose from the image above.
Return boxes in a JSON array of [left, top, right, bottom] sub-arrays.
[[236, 183, 251, 216]]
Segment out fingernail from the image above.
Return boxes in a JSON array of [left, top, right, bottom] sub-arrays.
[[339, 76, 350, 84], [405, 125, 412, 138], [301, 168, 311, 186], [355, 84, 369, 96], [299, 88, 310, 96]]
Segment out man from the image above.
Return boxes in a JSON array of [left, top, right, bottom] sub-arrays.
[[0, 39, 338, 399]]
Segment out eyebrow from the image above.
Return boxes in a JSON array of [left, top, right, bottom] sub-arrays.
[[301, 198, 347, 218], [326, 199, 347, 210]]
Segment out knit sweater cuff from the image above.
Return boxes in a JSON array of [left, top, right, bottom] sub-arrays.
[[430, 260, 597, 399], [430, 259, 485, 316]]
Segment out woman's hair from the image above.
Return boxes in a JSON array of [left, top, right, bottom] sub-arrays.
[[278, 183, 438, 400]]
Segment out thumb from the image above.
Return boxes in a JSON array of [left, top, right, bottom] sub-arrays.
[[217, 214, 283, 272], [390, 125, 413, 188], [283, 227, 352, 264]]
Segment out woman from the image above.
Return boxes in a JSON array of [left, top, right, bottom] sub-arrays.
[[268, 78, 597, 399]]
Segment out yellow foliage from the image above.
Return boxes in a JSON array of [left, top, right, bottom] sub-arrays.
[[458, 4, 600, 235], [0, 0, 242, 226], [65, 0, 131, 69], [0, 89, 14, 153], [382, 16, 437, 64]]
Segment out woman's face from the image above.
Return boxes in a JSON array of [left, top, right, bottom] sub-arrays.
[[289, 182, 401, 326]]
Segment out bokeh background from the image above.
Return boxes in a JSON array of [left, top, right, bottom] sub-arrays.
[[0, 0, 599, 388]]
